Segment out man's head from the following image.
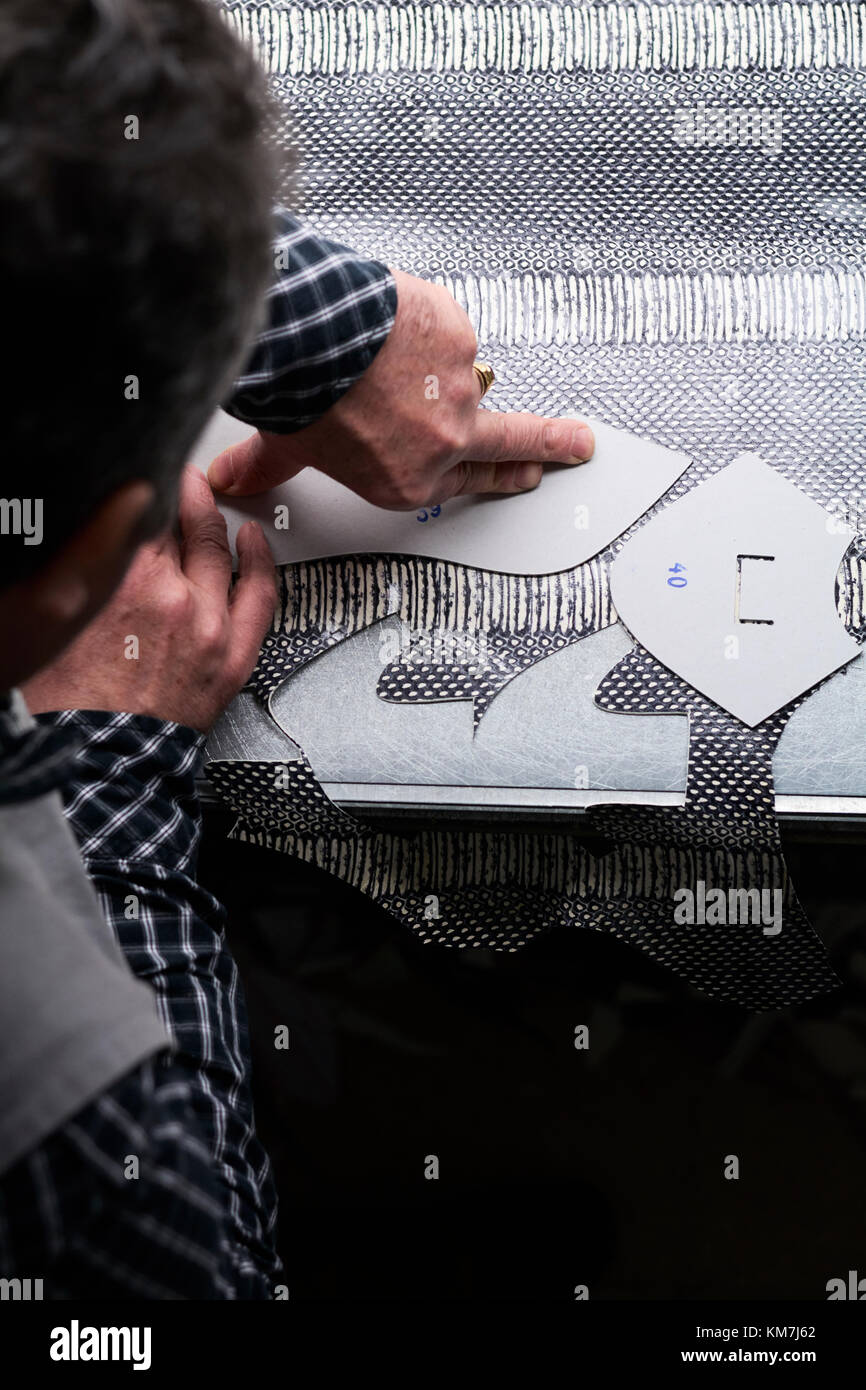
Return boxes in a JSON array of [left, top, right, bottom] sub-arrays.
[[0, 0, 277, 687]]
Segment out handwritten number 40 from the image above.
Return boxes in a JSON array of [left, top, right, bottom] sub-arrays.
[[667, 562, 687, 588], [417, 505, 442, 523]]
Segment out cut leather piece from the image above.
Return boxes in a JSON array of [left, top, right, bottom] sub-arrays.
[[205, 615, 841, 1009], [610, 455, 862, 727], [205, 746, 838, 1011], [247, 552, 616, 732], [192, 412, 691, 577], [267, 620, 685, 791]]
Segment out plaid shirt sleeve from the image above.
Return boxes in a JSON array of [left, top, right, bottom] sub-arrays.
[[0, 711, 282, 1299], [223, 208, 398, 433]]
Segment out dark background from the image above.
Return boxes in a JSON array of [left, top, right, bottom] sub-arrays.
[[200, 811, 866, 1302]]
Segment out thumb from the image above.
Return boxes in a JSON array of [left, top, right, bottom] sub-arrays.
[[207, 430, 303, 497]]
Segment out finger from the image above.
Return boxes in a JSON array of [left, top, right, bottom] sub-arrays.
[[208, 430, 304, 498], [227, 521, 278, 686], [436, 459, 546, 501], [466, 411, 595, 466], [177, 466, 233, 597]]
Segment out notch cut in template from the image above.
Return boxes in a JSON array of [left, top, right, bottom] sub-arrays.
[[610, 454, 862, 727], [190, 410, 691, 576], [735, 554, 775, 626]]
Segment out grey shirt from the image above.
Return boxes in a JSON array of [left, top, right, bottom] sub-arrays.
[[0, 691, 170, 1175]]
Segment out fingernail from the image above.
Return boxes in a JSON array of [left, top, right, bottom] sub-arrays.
[[207, 451, 236, 494], [516, 462, 543, 490], [568, 424, 595, 463], [233, 521, 249, 565]]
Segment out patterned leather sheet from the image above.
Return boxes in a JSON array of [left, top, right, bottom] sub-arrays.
[[208, 1, 866, 1007]]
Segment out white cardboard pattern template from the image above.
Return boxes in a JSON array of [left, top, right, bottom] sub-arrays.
[[190, 411, 691, 576], [609, 454, 861, 727]]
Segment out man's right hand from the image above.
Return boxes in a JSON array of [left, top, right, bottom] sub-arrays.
[[208, 268, 595, 509]]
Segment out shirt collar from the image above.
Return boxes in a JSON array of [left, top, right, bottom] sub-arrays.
[[0, 690, 79, 805]]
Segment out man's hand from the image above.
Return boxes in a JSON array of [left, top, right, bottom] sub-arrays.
[[208, 269, 595, 508], [22, 469, 276, 732]]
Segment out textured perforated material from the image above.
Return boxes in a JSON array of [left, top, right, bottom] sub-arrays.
[[207, 0, 866, 1006]]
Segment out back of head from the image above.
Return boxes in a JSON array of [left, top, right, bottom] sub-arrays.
[[0, 0, 277, 587]]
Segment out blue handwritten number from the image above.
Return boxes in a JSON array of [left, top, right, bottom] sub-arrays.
[[417, 504, 442, 523], [667, 562, 687, 589]]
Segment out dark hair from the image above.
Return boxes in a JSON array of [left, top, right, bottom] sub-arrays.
[[0, 0, 277, 586]]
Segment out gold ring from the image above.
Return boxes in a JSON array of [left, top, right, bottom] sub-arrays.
[[473, 361, 495, 399]]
